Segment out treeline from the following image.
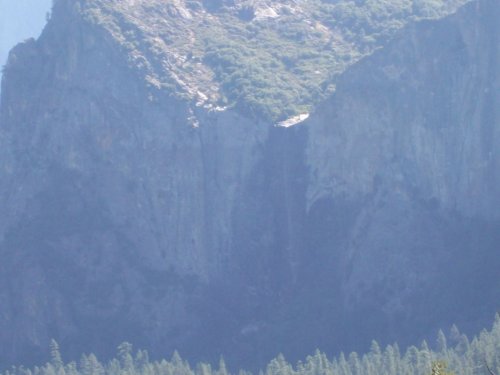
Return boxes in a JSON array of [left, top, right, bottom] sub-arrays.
[[3, 316, 499, 375]]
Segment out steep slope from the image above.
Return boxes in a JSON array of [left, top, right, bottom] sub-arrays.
[[0, 0, 269, 364], [5, 0, 464, 122], [304, 0, 500, 351], [0, 0, 498, 370]]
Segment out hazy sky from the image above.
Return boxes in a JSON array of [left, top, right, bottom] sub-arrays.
[[0, 0, 52, 68]]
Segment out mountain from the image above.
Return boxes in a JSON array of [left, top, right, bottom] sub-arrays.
[[0, 0, 498, 369]]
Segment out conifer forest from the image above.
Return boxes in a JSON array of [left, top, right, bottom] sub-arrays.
[[4, 317, 500, 375]]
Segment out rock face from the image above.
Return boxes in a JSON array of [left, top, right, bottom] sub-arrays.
[[305, 0, 500, 352], [0, 0, 498, 369]]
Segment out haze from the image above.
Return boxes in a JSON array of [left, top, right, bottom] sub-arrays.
[[0, 0, 51, 68]]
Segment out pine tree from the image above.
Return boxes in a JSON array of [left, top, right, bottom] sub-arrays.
[[437, 330, 448, 354], [50, 340, 63, 371], [117, 343, 134, 375], [419, 341, 433, 375], [216, 358, 228, 375], [369, 340, 382, 373], [348, 352, 361, 375]]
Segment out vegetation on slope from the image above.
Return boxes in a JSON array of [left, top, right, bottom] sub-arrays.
[[67, 0, 469, 122], [4, 316, 500, 375], [199, 0, 469, 120]]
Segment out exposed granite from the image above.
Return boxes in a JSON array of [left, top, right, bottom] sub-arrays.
[[0, 0, 498, 369]]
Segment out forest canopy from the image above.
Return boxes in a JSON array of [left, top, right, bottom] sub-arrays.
[[4, 315, 499, 375]]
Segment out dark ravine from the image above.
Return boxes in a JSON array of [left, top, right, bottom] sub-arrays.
[[0, 0, 499, 369]]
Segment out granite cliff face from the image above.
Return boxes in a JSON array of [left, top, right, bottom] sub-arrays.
[[0, 0, 498, 369], [305, 0, 499, 350]]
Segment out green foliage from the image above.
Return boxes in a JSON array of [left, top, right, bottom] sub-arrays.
[[50, 340, 63, 370], [76, 0, 468, 122], [4, 316, 500, 375], [196, 0, 468, 121], [201, 15, 330, 121]]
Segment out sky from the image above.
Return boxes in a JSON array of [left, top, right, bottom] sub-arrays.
[[0, 0, 52, 69]]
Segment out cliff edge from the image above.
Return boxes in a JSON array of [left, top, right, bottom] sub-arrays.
[[0, 0, 498, 368]]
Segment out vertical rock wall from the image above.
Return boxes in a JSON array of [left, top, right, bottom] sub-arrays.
[[0, 0, 498, 369]]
